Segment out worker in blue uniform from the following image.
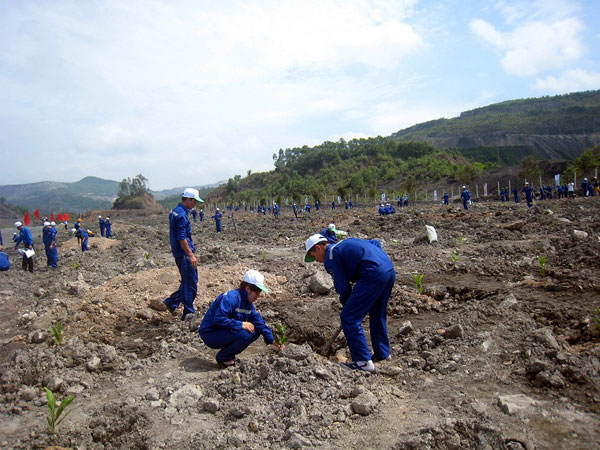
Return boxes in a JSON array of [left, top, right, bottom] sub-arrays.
[[460, 186, 471, 210], [191, 210, 197, 222], [199, 209, 204, 222], [443, 192, 449, 205], [105, 217, 112, 238], [512, 187, 520, 203], [211, 208, 223, 232], [15, 221, 35, 272], [42, 222, 58, 267], [292, 203, 298, 218], [199, 270, 284, 367], [0, 228, 8, 271], [331, 201, 335, 210], [164, 188, 203, 320], [521, 182, 534, 208], [98, 216, 106, 237], [76, 228, 89, 252], [581, 178, 589, 197], [315, 200, 320, 210], [304, 235, 396, 372], [49, 222, 59, 267], [320, 223, 339, 244], [378, 204, 385, 215]]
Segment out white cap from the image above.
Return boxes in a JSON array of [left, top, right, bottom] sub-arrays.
[[44, 221, 51, 226], [50, 221, 56, 226], [525, 181, 529, 185], [216, 207, 220, 211], [98, 215, 102, 218], [584, 178, 588, 181], [304, 234, 329, 262], [14, 221, 22, 227], [182, 188, 203, 202], [328, 223, 336, 230], [462, 185, 466, 189], [243, 269, 270, 293]]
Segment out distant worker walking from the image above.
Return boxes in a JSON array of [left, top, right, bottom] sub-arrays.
[[212, 208, 223, 232], [105, 217, 113, 238], [461, 186, 471, 210], [98, 216, 106, 237], [164, 188, 203, 320], [14, 221, 34, 273]]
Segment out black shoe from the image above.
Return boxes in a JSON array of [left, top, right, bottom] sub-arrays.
[[371, 355, 391, 363], [216, 359, 236, 369]]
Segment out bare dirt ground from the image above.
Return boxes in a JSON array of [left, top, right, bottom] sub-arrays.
[[0, 198, 599, 450]]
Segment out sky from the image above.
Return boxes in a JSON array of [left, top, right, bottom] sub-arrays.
[[1, 0, 599, 190]]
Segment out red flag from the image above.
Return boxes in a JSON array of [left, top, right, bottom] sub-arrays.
[[57, 214, 63, 222], [23, 211, 31, 226], [34, 209, 40, 220], [64, 213, 71, 222], [50, 213, 55, 222]]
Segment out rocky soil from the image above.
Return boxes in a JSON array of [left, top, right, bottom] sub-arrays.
[[0, 198, 599, 449]]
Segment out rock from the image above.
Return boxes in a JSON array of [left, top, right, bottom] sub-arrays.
[[65, 384, 85, 396], [19, 386, 37, 401], [283, 343, 313, 361], [68, 280, 90, 296], [572, 230, 588, 239], [543, 209, 553, 215], [535, 370, 566, 388], [504, 221, 525, 231], [201, 398, 220, 414], [276, 275, 288, 285], [397, 321, 414, 336], [100, 344, 118, 364], [497, 394, 536, 415], [187, 314, 203, 332], [28, 330, 46, 344], [498, 294, 518, 310], [34, 287, 46, 297], [404, 338, 418, 351], [444, 324, 464, 339], [44, 376, 64, 392], [86, 356, 102, 372], [169, 384, 203, 409], [286, 432, 312, 448], [531, 327, 560, 351], [527, 359, 551, 376], [351, 391, 378, 416], [145, 388, 160, 401], [308, 271, 333, 294], [445, 432, 461, 450], [557, 217, 571, 223], [149, 299, 168, 311], [136, 309, 153, 320], [313, 367, 333, 380], [248, 421, 259, 432]]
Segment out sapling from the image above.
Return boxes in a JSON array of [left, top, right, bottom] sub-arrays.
[[72, 262, 80, 270], [537, 256, 547, 276], [144, 252, 151, 260], [50, 321, 64, 346], [451, 251, 458, 262], [413, 274, 424, 293], [44, 387, 74, 435], [274, 324, 289, 346]]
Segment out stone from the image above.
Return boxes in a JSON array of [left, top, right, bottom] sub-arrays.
[[313, 367, 333, 380], [572, 230, 588, 239], [44, 376, 64, 392], [276, 275, 288, 285], [527, 359, 551, 375], [308, 271, 333, 294], [444, 324, 464, 339], [283, 343, 313, 361], [286, 432, 312, 448], [65, 384, 85, 396], [201, 398, 220, 414], [19, 386, 37, 401], [504, 221, 525, 231], [149, 299, 168, 311], [34, 287, 46, 297], [145, 388, 160, 401], [136, 309, 153, 320], [351, 391, 378, 416], [100, 344, 118, 364], [498, 294, 518, 310], [169, 384, 203, 409], [497, 394, 536, 415], [87, 356, 102, 372], [531, 327, 560, 351], [28, 330, 46, 344], [397, 321, 414, 336]]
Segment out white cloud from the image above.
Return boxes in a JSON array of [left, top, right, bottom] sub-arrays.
[[534, 69, 600, 93], [470, 17, 584, 76]]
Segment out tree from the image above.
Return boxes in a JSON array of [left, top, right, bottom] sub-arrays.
[[116, 174, 149, 202], [519, 155, 541, 183]]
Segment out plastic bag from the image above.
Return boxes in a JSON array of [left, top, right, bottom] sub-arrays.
[[425, 225, 438, 243]]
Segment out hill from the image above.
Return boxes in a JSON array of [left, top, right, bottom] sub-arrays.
[[112, 192, 163, 211], [391, 90, 600, 163]]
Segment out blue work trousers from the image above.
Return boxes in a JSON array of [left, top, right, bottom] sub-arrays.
[[340, 267, 395, 362], [200, 328, 260, 362], [462, 199, 468, 210], [215, 220, 222, 232], [45, 245, 58, 267], [164, 255, 198, 319], [526, 196, 533, 208], [81, 237, 88, 252], [100, 223, 105, 237]]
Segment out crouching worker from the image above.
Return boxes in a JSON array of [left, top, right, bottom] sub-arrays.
[[304, 234, 396, 372], [199, 270, 284, 368]]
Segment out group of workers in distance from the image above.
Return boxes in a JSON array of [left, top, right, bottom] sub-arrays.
[[164, 188, 394, 372]]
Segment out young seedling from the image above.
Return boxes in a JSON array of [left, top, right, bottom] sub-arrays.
[[144, 252, 151, 260], [72, 262, 80, 270], [413, 274, 424, 293], [537, 256, 547, 277], [274, 324, 289, 346], [260, 250, 267, 262], [451, 251, 458, 262], [44, 387, 74, 435], [50, 322, 64, 346]]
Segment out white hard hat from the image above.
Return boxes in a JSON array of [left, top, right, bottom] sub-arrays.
[[182, 188, 203, 202], [328, 223, 336, 230], [304, 234, 329, 262], [243, 269, 270, 293], [462, 186, 466, 189], [14, 221, 22, 227], [50, 221, 56, 226], [525, 181, 529, 185], [44, 221, 51, 226], [98, 215, 102, 218]]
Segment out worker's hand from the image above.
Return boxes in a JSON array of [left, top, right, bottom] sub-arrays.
[[242, 321, 255, 333], [272, 342, 285, 351], [188, 254, 198, 267]]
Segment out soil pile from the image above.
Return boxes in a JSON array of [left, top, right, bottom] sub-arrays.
[[0, 198, 599, 449], [112, 192, 163, 211]]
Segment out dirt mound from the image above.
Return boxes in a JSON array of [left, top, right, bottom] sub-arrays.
[[112, 192, 163, 211]]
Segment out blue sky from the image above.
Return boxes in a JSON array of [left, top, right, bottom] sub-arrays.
[[1, 0, 599, 190]]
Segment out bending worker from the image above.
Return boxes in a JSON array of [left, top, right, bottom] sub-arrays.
[[304, 234, 396, 372], [164, 188, 203, 320], [15, 221, 35, 272], [199, 269, 284, 368]]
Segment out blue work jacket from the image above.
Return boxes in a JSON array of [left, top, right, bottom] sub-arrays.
[[199, 288, 274, 344], [320, 228, 338, 244], [15, 227, 33, 247], [323, 238, 394, 304], [169, 203, 194, 258], [461, 190, 471, 201]]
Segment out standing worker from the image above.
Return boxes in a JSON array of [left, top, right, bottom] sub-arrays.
[[199, 269, 284, 367], [164, 188, 203, 320], [521, 182, 534, 208], [199, 209, 204, 222], [443, 192, 449, 206], [211, 208, 223, 233], [14, 221, 35, 272], [460, 186, 471, 210], [98, 215, 106, 237], [304, 234, 396, 372], [42, 222, 58, 267], [105, 217, 113, 238]]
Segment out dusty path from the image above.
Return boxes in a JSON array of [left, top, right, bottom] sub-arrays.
[[0, 199, 599, 449]]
